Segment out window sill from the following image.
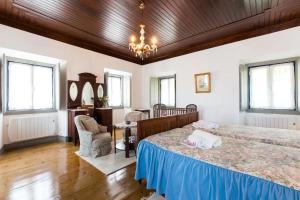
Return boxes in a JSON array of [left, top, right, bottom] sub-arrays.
[[245, 109, 300, 115], [4, 109, 58, 116]]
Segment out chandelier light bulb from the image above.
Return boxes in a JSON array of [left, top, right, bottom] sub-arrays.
[[130, 35, 136, 42], [151, 37, 157, 44], [128, 1, 158, 60]]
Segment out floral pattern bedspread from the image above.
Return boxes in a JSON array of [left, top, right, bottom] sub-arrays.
[[145, 128, 300, 191], [183, 124, 300, 149]]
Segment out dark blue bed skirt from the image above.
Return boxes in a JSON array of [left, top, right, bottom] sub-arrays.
[[135, 140, 300, 200]]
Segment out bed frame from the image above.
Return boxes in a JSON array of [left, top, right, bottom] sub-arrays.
[[136, 111, 199, 144]]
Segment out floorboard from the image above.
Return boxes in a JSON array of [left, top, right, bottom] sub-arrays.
[[0, 142, 150, 200]]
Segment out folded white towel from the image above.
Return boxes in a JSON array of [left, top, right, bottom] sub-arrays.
[[192, 120, 219, 129], [187, 130, 222, 149]]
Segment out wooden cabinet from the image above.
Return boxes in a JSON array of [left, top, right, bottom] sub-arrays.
[[68, 109, 89, 145], [95, 108, 113, 135]]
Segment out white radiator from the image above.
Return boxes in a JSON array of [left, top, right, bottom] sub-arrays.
[[245, 114, 297, 130], [7, 114, 58, 142]]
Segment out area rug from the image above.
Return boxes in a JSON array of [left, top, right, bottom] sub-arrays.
[[141, 193, 165, 200], [75, 150, 136, 175]]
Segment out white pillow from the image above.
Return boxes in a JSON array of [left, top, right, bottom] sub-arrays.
[[82, 118, 99, 134], [192, 120, 219, 129]]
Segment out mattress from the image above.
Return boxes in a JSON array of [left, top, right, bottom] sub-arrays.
[[183, 123, 300, 148]]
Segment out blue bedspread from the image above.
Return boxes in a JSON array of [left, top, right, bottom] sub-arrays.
[[135, 140, 300, 200]]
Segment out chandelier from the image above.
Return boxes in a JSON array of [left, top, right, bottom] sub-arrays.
[[129, 1, 158, 60]]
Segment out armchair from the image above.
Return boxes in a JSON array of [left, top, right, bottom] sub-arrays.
[[74, 115, 112, 158]]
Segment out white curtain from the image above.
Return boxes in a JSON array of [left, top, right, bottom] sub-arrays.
[[8, 62, 54, 110], [106, 72, 131, 108], [107, 75, 122, 107], [249, 62, 295, 109], [160, 77, 175, 107]]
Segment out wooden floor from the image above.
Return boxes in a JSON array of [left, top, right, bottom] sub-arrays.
[[0, 142, 149, 200]]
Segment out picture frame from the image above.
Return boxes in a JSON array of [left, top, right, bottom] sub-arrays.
[[194, 72, 211, 93]]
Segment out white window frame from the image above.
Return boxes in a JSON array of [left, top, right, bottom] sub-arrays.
[[4, 56, 57, 114]]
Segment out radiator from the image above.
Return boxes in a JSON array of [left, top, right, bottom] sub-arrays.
[[7, 114, 58, 142], [245, 114, 297, 130]]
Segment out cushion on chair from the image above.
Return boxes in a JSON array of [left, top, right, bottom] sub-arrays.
[[81, 117, 100, 134], [98, 125, 108, 133], [91, 139, 112, 158], [92, 132, 112, 144], [91, 132, 112, 158]]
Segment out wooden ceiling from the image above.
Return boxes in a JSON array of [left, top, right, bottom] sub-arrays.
[[1, 0, 300, 65]]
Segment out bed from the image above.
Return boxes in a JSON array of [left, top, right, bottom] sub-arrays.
[[135, 116, 300, 200]]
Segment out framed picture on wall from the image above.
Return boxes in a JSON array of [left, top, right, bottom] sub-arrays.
[[194, 72, 211, 93]]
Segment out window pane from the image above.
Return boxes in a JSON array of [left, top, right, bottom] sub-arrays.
[[8, 62, 33, 110], [249, 62, 295, 110], [160, 77, 175, 107], [33, 66, 53, 109], [108, 76, 122, 107], [249, 66, 269, 109], [270, 63, 295, 109], [160, 79, 169, 106]]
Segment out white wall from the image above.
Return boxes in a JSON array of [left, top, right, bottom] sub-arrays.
[[2, 23, 300, 149], [0, 24, 142, 148], [0, 114, 3, 150], [141, 26, 300, 125]]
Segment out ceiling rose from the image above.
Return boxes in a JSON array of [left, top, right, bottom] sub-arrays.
[[129, 0, 158, 60]]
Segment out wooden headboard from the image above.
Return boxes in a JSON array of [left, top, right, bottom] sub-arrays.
[[177, 112, 199, 128], [136, 112, 199, 144]]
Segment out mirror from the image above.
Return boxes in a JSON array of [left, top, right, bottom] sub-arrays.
[[97, 85, 104, 98], [69, 82, 78, 101], [82, 82, 94, 105]]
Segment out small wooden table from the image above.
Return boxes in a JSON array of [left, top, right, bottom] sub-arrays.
[[114, 122, 137, 158], [135, 109, 151, 119]]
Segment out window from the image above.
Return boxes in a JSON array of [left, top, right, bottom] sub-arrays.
[[6, 58, 55, 112], [240, 59, 299, 113], [249, 63, 295, 110], [159, 76, 176, 107], [107, 74, 122, 107], [150, 75, 176, 107], [105, 71, 131, 108]]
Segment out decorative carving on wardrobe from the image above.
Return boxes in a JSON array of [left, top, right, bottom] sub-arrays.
[[67, 72, 106, 109]]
